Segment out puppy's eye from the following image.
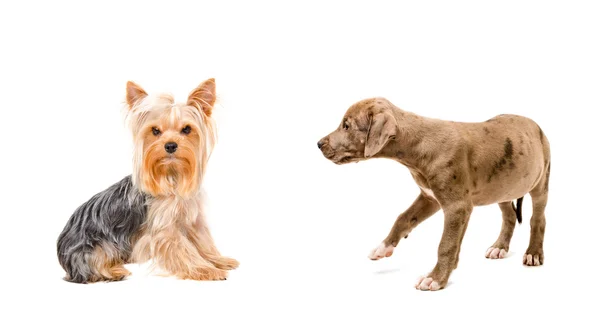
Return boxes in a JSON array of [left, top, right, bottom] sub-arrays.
[[343, 123, 350, 130], [152, 127, 161, 136], [181, 125, 192, 135]]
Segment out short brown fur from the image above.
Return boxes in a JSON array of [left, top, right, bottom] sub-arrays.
[[318, 98, 550, 290]]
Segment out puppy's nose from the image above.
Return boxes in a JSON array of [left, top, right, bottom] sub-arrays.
[[164, 142, 178, 154], [317, 140, 324, 149]]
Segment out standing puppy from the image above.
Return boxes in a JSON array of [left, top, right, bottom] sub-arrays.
[[317, 98, 550, 291], [57, 79, 239, 283]]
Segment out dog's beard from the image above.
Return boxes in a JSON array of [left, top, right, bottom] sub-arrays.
[[141, 144, 200, 198]]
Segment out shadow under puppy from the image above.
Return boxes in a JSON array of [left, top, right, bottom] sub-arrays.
[[317, 98, 550, 291], [57, 78, 239, 283]]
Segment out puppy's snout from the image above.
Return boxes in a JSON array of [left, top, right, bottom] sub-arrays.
[[317, 140, 325, 149], [165, 142, 178, 154]]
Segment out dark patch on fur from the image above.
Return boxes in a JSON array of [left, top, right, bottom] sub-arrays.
[[504, 138, 513, 158], [465, 189, 469, 194], [519, 151, 524, 155], [473, 180, 477, 187], [484, 127, 490, 135], [487, 138, 515, 182], [447, 160, 453, 167], [473, 166, 478, 172], [453, 174, 457, 180], [56, 175, 149, 284]]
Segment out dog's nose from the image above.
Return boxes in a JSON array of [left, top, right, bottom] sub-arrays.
[[317, 140, 324, 149], [165, 142, 178, 154]]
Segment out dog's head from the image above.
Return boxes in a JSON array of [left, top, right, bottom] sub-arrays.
[[318, 98, 398, 164], [125, 79, 217, 198]]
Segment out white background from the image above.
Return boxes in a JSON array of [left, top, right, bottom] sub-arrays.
[[1, 0, 598, 311]]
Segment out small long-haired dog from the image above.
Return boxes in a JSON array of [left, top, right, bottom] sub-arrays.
[[57, 78, 239, 283]]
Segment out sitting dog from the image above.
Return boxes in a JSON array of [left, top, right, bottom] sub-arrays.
[[56, 78, 239, 283], [317, 97, 550, 291]]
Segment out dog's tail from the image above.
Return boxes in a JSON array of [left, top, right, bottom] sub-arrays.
[[512, 197, 524, 224]]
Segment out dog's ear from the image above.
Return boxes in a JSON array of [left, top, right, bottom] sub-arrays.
[[126, 81, 148, 109], [187, 78, 216, 116], [365, 112, 397, 158]]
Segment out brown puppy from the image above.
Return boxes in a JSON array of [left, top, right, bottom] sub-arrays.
[[317, 98, 550, 291]]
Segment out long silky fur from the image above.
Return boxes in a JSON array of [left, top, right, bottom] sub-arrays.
[[56, 175, 148, 283], [56, 79, 235, 283]]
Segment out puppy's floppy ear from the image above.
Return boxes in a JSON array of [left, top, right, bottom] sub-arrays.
[[365, 112, 397, 158], [187, 78, 216, 116], [126, 81, 148, 109]]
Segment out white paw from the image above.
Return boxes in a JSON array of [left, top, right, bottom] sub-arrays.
[[523, 254, 542, 266], [415, 276, 441, 291], [368, 243, 394, 260], [485, 247, 507, 259]]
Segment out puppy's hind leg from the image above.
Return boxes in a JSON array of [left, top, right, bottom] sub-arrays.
[[524, 163, 549, 266], [369, 193, 440, 260], [89, 242, 131, 282], [485, 200, 521, 259]]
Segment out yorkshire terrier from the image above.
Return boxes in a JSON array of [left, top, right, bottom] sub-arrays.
[[57, 78, 239, 283]]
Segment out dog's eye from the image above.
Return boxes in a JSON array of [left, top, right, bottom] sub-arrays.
[[181, 125, 192, 135], [152, 127, 161, 136], [343, 123, 350, 130]]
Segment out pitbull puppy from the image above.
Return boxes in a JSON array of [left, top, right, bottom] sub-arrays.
[[317, 98, 550, 291]]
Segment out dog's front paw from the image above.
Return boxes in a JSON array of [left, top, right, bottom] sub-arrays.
[[205, 268, 229, 281], [179, 267, 228, 281], [523, 253, 543, 266], [368, 242, 394, 260], [415, 276, 444, 291], [213, 257, 240, 270], [485, 247, 508, 259]]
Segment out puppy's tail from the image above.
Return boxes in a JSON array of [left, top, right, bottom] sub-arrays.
[[512, 197, 524, 224]]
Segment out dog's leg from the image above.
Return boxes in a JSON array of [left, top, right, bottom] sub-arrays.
[[132, 229, 228, 281], [369, 194, 440, 260], [190, 215, 240, 271], [416, 201, 472, 291], [485, 201, 517, 259], [523, 161, 549, 266], [88, 242, 131, 283], [523, 176, 548, 266], [523, 192, 546, 266]]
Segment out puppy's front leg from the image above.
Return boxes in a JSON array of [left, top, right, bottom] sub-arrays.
[[416, 201, 472, 291], [369, 193, 440, 260]]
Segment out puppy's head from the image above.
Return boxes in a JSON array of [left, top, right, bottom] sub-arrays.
[[125, 79, 217, 198], [318, 98, 397, 164]]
